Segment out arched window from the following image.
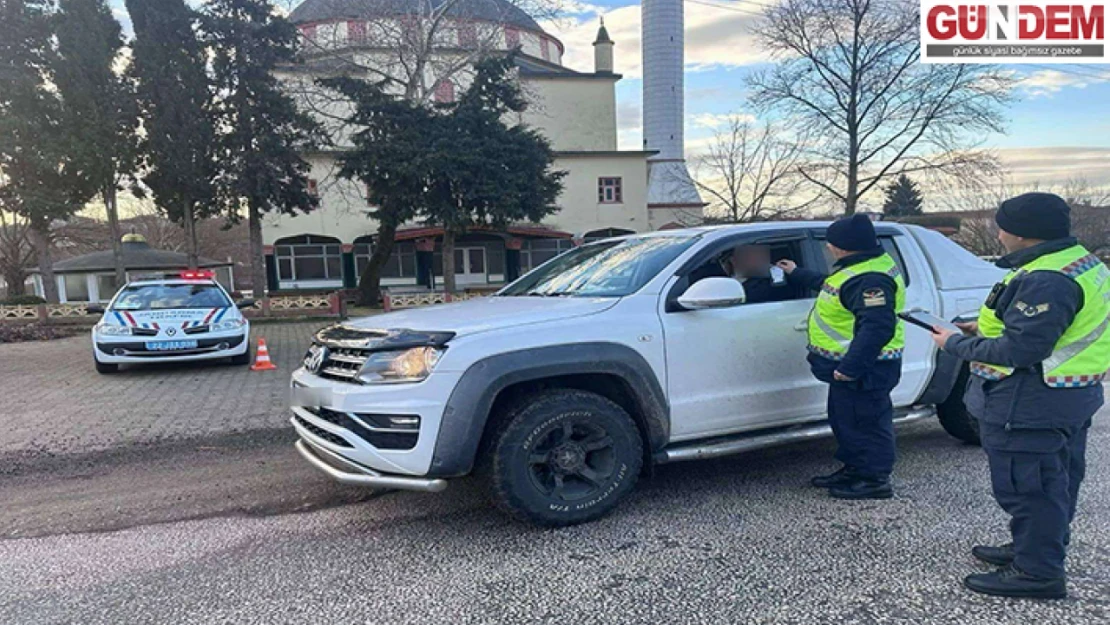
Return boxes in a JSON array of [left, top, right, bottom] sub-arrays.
[[353, 236, 416, 279], [520, 238, 575, 273], [275, 235, 342, 282]]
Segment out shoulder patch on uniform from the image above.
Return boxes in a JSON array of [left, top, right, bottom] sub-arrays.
[[1015, 301, 1050, 317], [862, 288, 887, 307]]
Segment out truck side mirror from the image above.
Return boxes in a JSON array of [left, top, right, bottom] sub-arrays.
[[677, 277, 746, 310]]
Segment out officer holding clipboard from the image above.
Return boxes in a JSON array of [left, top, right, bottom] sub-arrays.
[[930, 193, 1110, 599]]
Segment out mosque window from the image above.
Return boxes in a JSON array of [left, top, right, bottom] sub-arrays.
[[521, 239, 575, 273], [275, 235, 342, 282], [457, 21, 478, 47], [347, 20, 367, 44], [434, 80, 455, 103], [505, 27, 520, 49], [300, 24, 317, 43], [598, 177, 623, 204]]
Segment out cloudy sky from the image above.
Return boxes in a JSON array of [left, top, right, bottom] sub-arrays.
[[541, 0, 1110, 197]]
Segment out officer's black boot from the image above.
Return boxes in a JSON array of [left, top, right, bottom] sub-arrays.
[[964, 565, 1066, 599], [828, 476, 893, 500], [972, 543, 1015, 567], [810, 466, 856, 489]]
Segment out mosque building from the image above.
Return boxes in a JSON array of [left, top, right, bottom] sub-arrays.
[[264, 0, 702, 292]]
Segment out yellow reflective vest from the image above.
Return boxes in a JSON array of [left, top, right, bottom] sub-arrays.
[[972, 245, 1110, 388], [807, 253, 906, 361]]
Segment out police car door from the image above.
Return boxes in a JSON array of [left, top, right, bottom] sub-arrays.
[[660, 233, 829, 441]]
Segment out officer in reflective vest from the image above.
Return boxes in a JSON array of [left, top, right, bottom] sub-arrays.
[[777, 213, 905, 500], [933, 192, 1110, 600]]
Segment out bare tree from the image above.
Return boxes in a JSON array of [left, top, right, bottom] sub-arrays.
[[946, 175, 1110, 257], [692, 117, 822, 222], [748, 0, 1014, 214], [0, 210, 35, 297]]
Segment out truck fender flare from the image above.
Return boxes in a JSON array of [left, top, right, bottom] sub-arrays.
[[916, 347, 964, 406], [427, 342, 670, 478]]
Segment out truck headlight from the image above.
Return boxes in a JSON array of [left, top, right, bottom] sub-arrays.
[[95, 323, 132, 337], [211, 318, 247, 333], [356, 347, 443, 384]]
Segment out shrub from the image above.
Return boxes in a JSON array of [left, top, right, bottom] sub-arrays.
[[1, 295, 46, 306], [0, 323, 83, 343]]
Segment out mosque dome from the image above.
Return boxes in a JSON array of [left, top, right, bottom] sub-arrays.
[[289, 0, 544, 34]]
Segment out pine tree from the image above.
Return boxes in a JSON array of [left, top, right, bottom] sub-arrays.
[[54, 0, 139, 288], [882, 174, 924, 217], [126, 0, 217, 268], [204, 0, 320, 299], [427, 55, 564, 294], [0, 0, 93, 302]]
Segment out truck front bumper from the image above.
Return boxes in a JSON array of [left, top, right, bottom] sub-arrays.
[[294, 437, 448, 492]]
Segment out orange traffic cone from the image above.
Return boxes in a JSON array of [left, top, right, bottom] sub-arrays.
[[251, 338, 278, 371]]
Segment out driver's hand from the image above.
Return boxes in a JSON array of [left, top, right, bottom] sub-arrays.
[[775, 260, 797, 274]]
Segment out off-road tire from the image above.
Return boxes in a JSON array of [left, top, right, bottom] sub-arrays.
[[94, 357, 119, 374], [489, 389, 643, 527], [937, 364, 980, 445]]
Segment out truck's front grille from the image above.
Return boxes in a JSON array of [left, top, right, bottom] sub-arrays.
[[305, 407, 419, 451], [293, 415, 352, 448], [318, 347, 371, 382]]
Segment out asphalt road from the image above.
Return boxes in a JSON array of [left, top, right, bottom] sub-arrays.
[[2, 415, 1108, 624]]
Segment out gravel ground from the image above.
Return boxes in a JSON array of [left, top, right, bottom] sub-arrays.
[[1, 416, 1107, 624]]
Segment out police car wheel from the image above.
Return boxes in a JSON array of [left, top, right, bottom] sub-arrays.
[[937, 365, 980, 445], [94, 358, 119, 374], [488, 389, 643, 527], [229, 352, 251, 366]]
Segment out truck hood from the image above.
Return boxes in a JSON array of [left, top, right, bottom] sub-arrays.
[[342, 296, 619, 337]]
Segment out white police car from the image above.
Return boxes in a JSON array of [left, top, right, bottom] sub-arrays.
[[90, 271, 254, 373]]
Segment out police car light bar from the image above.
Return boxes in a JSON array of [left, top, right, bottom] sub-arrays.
[[180, 270, 215, 280]]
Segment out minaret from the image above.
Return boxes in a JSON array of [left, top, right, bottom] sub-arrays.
[[593, 18, 614, 74], [641, 0, 703, 220]]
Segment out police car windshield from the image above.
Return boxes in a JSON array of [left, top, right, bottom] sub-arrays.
[[111, 284, 231, 311], [500, 235, 697, 298]]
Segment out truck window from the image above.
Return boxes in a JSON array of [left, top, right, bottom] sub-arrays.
[[688, 238, 816, 304], [879, 237, 911, 285], [818, 236, 910, 285]]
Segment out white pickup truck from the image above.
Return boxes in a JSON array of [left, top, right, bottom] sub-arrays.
[[290, 222, 1004, 526]]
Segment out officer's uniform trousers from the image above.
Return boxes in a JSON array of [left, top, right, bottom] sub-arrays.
[[980, 419, 1091, 579]]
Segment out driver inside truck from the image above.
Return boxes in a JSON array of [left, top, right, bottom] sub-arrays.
[[725, 245, 798, 304]]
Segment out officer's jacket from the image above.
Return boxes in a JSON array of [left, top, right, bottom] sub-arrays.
[[945, 238, 1106, 429], [788, 249, 902, 390]]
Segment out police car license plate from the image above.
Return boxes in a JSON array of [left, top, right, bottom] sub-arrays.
[[145, 340, 199, 351]]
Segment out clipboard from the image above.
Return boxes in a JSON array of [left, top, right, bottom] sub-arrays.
[[898, 310, 962, 334]]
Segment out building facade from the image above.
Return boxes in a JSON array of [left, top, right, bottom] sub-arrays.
[[265, 0, 701, 293]]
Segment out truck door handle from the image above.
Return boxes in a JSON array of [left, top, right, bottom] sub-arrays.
[[794, 320, 807, 331]]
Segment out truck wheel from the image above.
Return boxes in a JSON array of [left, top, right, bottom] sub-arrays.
[[489, 389, 643, 527], [937, 365, 980, 445], [94, 358, 119, 374]]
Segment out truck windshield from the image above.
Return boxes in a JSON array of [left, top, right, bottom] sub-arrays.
[[500, 236, 697, 298], [111, 284, 231, 311]]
